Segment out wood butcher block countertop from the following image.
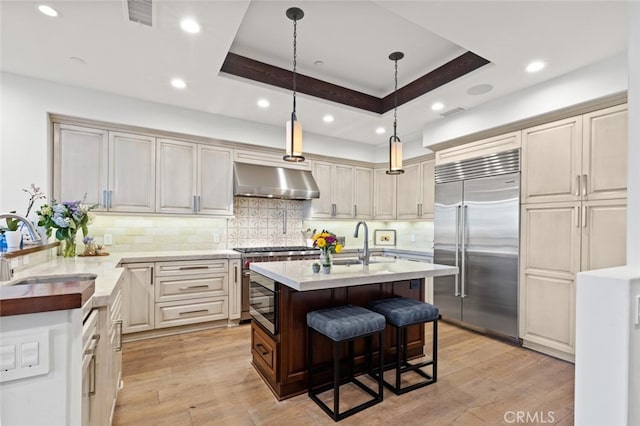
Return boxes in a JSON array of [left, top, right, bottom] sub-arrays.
[[0, 279, 95, 316]]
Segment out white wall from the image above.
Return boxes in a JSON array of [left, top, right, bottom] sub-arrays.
[[0, 72, 378, 212], [628, 3, 640, 266], [421, 53, 628, 147]]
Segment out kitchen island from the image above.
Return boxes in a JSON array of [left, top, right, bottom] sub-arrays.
[[249, 258, 457, 400]]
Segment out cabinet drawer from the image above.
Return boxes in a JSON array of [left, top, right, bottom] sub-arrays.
[[155, 297, 228, 328], [155, 274, 228, 302], [155, 260, 228, 276], [251, 322, 277, 382]]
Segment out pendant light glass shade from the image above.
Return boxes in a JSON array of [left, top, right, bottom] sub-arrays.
[[283, 7, 305, 163], [388, 135, 403, 174], [285, 113, 304, 161], [386, 51, 405, 175]]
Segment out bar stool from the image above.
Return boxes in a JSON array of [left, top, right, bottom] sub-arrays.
[[307, 304, 385, 422], [368, 297, 438, 395]]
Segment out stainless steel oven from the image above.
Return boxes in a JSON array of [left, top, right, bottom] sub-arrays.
[[249, 272, 278, 335]]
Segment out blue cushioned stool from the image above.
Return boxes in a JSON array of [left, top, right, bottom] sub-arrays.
[[368, 297, 438, 395], [307, 305, 385, 422]]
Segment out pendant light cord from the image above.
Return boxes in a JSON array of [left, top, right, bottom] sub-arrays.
[[292, 17, 297, 114], [393, 58, 398, 138]]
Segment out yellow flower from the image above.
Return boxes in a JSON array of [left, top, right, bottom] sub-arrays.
[[312, 233, 321, 241], [335, 244, 343, 254], [317, 238, 326, 248], [321, 232, 330, 238]]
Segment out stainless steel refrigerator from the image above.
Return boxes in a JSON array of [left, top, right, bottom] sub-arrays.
[[434, 149, 520, 339]]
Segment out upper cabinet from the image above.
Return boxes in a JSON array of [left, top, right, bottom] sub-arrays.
[[156, 139, 233, 216], [55, 125, 155, 213], [373, 168, 397, 219], [309, 161, 372, 219], [522, 104, 627, 204], [396, 159, 435, 220]]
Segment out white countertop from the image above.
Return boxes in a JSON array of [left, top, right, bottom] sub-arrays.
[[250, 257, 457, 291], [1, 249, 240, 308]]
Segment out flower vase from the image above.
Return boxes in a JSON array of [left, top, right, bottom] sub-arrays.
[[62, 231, 77, 258], [320, 250, 331, 273]]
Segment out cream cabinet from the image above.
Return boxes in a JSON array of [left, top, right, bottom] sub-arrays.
[[396, 159, 435, 219], [156, 139, 233, 215], [522, 104, 627, 204], [354, 167, 374, 219], [309, 161, 355, 218], [373, 168, 397, 219], [228, 259, 242, 320], [54, 124, 156, 213], [520, 199, 626, 361], [122, 263, 155, 334]]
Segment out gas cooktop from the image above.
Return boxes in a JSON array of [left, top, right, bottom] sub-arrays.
[[233, 246, 316, 254]]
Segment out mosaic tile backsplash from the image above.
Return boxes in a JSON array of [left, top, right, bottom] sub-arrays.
[[228, 197, 306, 248]]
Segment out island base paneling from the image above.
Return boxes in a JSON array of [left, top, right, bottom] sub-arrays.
[[251, 278, 425, 400]]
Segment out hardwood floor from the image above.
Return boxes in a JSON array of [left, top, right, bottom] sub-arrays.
[[113, 322, 574, 425]]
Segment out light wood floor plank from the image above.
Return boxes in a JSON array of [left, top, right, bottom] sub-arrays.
[[113, 322, 574, 425]]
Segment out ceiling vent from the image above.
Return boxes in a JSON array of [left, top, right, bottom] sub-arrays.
[[125, 0, 153, 27], [441, 107, 465, 117]]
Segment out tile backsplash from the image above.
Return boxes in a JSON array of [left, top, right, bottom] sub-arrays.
[[228, 197, 306, 247]]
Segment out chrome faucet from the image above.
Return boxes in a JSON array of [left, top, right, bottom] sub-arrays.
[[0, 213, 43, 245], [353, 221, 370, 265]]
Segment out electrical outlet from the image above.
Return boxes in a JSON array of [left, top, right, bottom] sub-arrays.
[[104, 234, 113, 245], [410, 234, 416, 243], [213, 234, 220, 243]]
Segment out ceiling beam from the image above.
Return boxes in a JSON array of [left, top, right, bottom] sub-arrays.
[[220, 51, 490, 114]]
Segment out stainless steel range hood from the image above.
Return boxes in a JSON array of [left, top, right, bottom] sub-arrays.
[[233, 162, 320, 200]]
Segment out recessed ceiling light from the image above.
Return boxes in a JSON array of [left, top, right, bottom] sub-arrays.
[[171, 78, 187, 89], [257, 99, 270, 108], [431, 102, 444, 111], [467, 83, 494, 95], [38, 4, 58, 17], [526, 60, 546, 73], [323, 114, 334, 123], [376, 127, 386, 135], [180, 18, 200, 34]]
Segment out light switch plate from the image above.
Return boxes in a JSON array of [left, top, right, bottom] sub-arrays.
[[104, 234, 113, 245], [0, 329, 49, 383]]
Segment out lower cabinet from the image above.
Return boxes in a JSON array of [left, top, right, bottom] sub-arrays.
[[122, 258, 237, 337], [519, 199, 626, 361]]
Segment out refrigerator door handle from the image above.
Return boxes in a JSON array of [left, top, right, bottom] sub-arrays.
[[461, 205, 468, 298], [454, 205, 461, 297]]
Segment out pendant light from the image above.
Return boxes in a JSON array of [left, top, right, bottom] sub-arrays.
[[386, 51, 405, 175], [283, 7, 305, 163]]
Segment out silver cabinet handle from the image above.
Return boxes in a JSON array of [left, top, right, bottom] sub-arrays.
[[354, 204, 357, 217], [114, 319, 123, 352], [102, 190, 107, 208], [576, 206, 581, 228], [178, 309, 209, 317], [461, 205, 468, 298], [582, 204, 587, 228], [582, 174, 588, 197], [575, 175, 581, 197], [197, 195, 202, 212], [109, 190, 113, 208], [150, 266, 154, 286], [454, 205, 461, 297], [193, 195, 198, 213], [234, 264, 238, 283], [88, 355, 97, 396], [178, 284, 209, 291], [282, 210, 287, 234], [178, 265, 209, 271]]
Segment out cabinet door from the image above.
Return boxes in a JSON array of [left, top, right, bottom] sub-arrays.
[[354, 167, 373, 219], [54, 124, 108, 210], [228, 259, 242, 320], [420, 160, 435, 218], [197, 145, 233, 215], [522, 116, 582, 204], [310, 161, 334, 218], [122, 263, 155, 333], [396, 163, 421, 219], [373, 168, 397, 219], [108, 132, 156, 212], [156, 139, 197, 214], [581, 199, 627, 271], [582, 104, 628, 201], [333, 164, 354, 218], [519, 203, 580, 360]]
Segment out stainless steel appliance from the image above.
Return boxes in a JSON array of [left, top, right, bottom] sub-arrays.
[[233, 246, 319, 322], [249, 272, 278, 335], [233, 162, 320, 200], [434, 149, 520, 339]]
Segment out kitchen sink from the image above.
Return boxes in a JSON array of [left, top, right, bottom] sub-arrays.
[[11, 273, 97, 285], [332, 257, 393, 266]]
